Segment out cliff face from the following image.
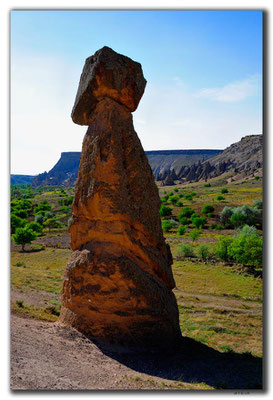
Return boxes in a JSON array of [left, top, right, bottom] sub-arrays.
[[12, 135, 262, 187], [32, 152, 81, 187], [176, 135, 263, 183], [29, 134, 262, 186], [29, 149, 222, 187]]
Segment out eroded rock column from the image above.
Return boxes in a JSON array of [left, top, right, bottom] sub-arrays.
[[59, 46, 181, 350]]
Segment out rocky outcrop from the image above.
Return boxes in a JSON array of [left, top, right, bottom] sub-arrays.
[[59, 46, 181, 351], [161, 171, 175, 186], [32, 152, 81, 187]]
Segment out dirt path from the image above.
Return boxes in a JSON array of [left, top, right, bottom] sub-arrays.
[[10, 314, 159, 390], [10, 314, 262, 390]]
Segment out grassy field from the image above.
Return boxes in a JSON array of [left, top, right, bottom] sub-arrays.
[[10, 178, 263, 389]]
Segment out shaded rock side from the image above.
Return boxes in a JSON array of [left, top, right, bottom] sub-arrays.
[[60, 48, 181, 350], [72, 46, 147, 125]]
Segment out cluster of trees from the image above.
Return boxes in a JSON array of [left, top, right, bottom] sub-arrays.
[[160, 202, 215, 235], [11, 187, 74, 251], [178, 225, 262, 268], [160, 190, 197, 207], [220, 200, 262, 229]]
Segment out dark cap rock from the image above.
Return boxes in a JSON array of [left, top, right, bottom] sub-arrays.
[[71, 46, 147, 125]]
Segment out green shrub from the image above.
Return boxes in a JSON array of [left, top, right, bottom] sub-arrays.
[[202, 205, 215, 214], [253, 199, 263, 209], [178, 207, 195, 220], [11, 214, 27, 234], [63, 196, 73, 206], [161, 219, 175, 232], [160, 205, 172, 217], [13, 209, 28, 219], [176, 201, 183, 207], [179, 243, 195, 258], [207, 213, 212, 218], [227, 234, 262, 267], [12, 227, 37, 251], [204, 183, 211, 187], [179, 217, 190, 226], [232, 205, 261, 227], [26, 222, 43, 233], [210, 223, 218, 230], [60, 206, 70, 212], [44, 218, 62, 231], [236, 225, 258, 237], [189, 229, 201, 242], [34, 200, 52, 214], [230, 213, 247, 228], [216, 195, 225, 201], [221, 188, 228, 194], [197, 244, 210, 261], [169, 195, 180, 205], [174, 188, 179, 192], [177, 225, 186, 236], [11, 199, 32, 211], [216, 237, 233, 261], [184, 194, 193, 201], [35, 214, 44, 225], [220, 206, 233, 227], [190, 212, 199, 221], [192, 217, 207, 229]]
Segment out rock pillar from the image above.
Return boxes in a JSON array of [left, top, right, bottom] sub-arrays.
[[59, 46, 181, 350]]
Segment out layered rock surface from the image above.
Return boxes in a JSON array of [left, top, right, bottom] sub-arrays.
[[59, 47, 181, 350]]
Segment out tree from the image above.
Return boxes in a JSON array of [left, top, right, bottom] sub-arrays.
[[220, 206, 233, 227], [169, 195, 180, 205], [179, 217, 190, 226], [179, 243, 194, 258], [216, 195, 225, 201], [26, 221, 43, 233], [197, 244, 210, 261], [192, 217, 207, 229], [253, 199, 263, 210], [13, 209, 28, 219], [178, 207, 195, 220], [230, 213, 247, 228], [227, 233, 262, 268], [44, 218, 61, 232], [215, 237, 233, 261], [35, 214, 44, 225], [189, 229, 201, 242], [11, 214, 27, 234], [161, 219, 176, 232], [159, 205, 172, 217], [12, 227, 37, 251], [34, 200, 52, 214], [177, 225, 186, 236], [201, 205, 215, 214]]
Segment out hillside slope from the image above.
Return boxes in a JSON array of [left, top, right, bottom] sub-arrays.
[[178, 135, 262, 183]]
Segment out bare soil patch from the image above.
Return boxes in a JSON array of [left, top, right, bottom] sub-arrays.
[[10, 314, 262, 390]]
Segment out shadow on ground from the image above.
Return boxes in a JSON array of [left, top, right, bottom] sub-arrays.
[[96, 336, 263, 390]]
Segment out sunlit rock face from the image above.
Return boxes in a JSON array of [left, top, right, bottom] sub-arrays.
[[59, 46, 181, 351]]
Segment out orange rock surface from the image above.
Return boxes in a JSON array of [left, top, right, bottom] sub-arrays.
[[59, 47, 181, 350]]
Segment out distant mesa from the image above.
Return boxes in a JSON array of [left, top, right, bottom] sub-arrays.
[[17, 134, 262, 187]]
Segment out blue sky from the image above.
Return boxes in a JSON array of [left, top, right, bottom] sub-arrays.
[[11, 10, 263, 174]]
